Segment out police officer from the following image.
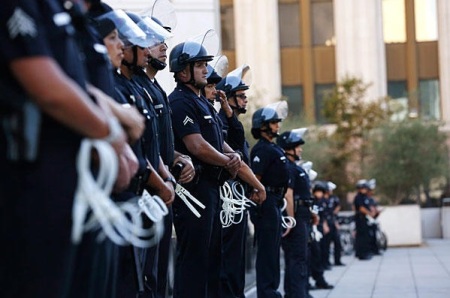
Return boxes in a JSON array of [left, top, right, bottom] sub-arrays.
[[168, 39, 240, 298], [277, 128, 311, 298], [326, 181, 345, 266], [317, 183, 332, 271], [216, 65, 254, 298], [101, 10, 175, 297], [353, 179, 373, 260], [0, 1, 127, 297], [63, 4, 148, 297], [169, 38, 265, 297], [309, 182, 334, 290], [367, 179, 382, 256], [130, 13, 196, 298], [250, 103, 289, 298]]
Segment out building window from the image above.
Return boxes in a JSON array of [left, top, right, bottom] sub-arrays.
[[419, 79, 440, 120], [387, 81, 408, 121], [414, 0, 438, 42], [221, 5, 235, 51], [312, 0, 334, 46], [278, 2, 301, 47], [282, 86, 303, 116], [315, 84, 334, 124], [387, 80, 407, 99], [382, 0, 406, 43]]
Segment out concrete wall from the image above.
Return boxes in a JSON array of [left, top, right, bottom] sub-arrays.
[[421, 208, 442, 238], [378, 205, 422, 246], [442, 207, 450, 239]]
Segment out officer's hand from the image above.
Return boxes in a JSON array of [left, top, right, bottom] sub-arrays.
[[282, 227, 291, 238], [224, 153, 241, 178], [156, 180, 175, 206], [107, 125, 127, 157], [217, 90, 233, 118], [115, 104, 145, 144], [249, 187, 266, 204], [174, 155, 195, 184], [87, 84, 144, 144]]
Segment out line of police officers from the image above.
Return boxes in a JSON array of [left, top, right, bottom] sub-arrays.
[[0, 1, 365, 298]]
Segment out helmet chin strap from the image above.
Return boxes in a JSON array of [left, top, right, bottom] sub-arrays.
[[186, 63, 206, 90], [122, 46, 139, 72], [149, 57, 166, 71], [261, 127, 279, 138], [285, 152, 300, 161], [229, 103, 247, 114], [230, 96, 247, 114]]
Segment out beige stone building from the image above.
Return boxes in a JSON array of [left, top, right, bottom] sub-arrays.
[[105, 0, 448, 125]]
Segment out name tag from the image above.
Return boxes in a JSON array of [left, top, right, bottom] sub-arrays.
[[53, 12, 71, 26], [154, 104, 163, 109], [203, 115, 212, 119], [94, 43, 107, 54], [280, 156, 286, 161]]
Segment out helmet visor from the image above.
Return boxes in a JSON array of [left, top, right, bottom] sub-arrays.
[[225, 64, 252, 91], [209, 55, 229, 78], [183, 29, 219, 61], [139, 0, 177, 31], [97, 10, 149, 48], [288, 127, 307, 143], [264, 101, 288, 120], [139, 16, 173, 47]]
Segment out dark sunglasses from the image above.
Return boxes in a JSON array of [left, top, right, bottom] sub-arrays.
[[235, 94, 247, 100]]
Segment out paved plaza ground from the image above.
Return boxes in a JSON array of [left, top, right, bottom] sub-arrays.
[[244, 238, 450, 298]]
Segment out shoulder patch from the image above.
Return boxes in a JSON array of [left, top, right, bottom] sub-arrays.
[[7, 8, 37, 39], [183, 116, 194, 126]]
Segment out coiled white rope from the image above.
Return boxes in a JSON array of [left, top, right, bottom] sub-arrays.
[[280, 198, 296, 229], [175, 184, 205, 218], [220, 181, 256, 228], [71, 139, 166, 248]]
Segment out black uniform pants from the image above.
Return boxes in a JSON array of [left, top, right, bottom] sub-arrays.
[[354, 214, 371, 258], [156, 207, 173, 298], [250, 193, 283, 298], [281, 210, 309, 298], [0, 145, 79, 298], [309, 237, 326, 286], [172, 177, 222, 298], [220, 210, 248, 298]]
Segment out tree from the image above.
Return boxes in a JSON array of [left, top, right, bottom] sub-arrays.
[[368, 120, 449, 205], [317, 77, 391, 196]]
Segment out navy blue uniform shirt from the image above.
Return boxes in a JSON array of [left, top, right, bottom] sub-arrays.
[[354, 192, 371, 214], [169, 83, 224, 167], [250, 138, 289, 188], [134, 70, 175, 166], [287, 160, 311, 201], [218, 109, 250, 165], [1, 0, 86, 160], [114, 72, 160, 170]]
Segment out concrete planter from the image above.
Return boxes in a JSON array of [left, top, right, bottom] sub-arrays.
[[442, 207, 450, 239], [421, 208, 442, 238], [377, 205, 422, 246]]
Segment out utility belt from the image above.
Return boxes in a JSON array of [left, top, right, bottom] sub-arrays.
[[294, 199, 313, 212], [265, 186, 286, 197], [197, 164, 230, 186], [128, 168, 151, 195]]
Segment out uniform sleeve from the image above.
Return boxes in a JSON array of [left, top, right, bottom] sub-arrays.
[[0, 1, 52, 62], [287, 164, 296, 189], [250, 145, 273, 177], [170, 97, 202, 139]]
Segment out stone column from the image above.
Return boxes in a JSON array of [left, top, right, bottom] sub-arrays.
[[334, 0, 387, 101], [233, 0, 282, 106], [437, 0, 450, 125]]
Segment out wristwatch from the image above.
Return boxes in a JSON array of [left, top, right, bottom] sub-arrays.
[[164, 176, 177, 188]]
